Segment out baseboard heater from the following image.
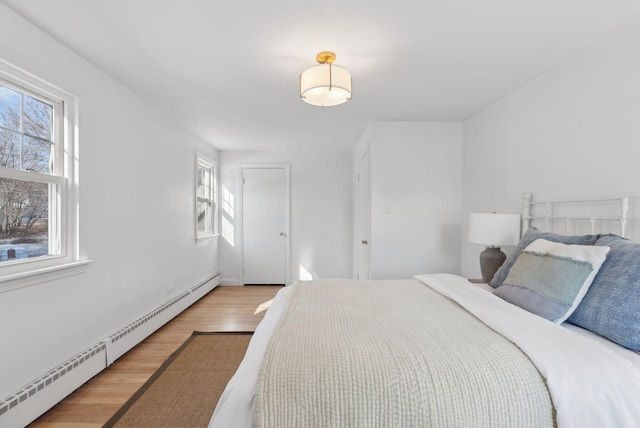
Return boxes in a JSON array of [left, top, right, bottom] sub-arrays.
[[0, 272, 220, 428]]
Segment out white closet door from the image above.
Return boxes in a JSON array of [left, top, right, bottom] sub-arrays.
[[242, 168, 286, 284], [357, 152, 370, 279]]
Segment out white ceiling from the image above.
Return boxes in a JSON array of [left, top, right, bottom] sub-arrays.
[[2, 0, 640, 152]]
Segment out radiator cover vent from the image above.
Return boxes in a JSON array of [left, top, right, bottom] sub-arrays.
[[0, 342, 106, 417], [107, 290, 191, 344]]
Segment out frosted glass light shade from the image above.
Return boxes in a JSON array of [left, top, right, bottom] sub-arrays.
[[468, 213, 521, 247], [300, 63, 352, 107]]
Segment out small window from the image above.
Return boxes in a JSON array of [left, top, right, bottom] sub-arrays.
[[195, 154, 217, 241]]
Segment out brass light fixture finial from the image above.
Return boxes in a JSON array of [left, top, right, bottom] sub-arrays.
[[316, 51, 336, 64]]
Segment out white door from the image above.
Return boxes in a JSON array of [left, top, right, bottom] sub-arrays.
[[357, 152, 370, 280], [242, 167, 287, 284]]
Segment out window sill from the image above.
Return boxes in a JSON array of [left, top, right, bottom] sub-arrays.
[[196, 234, 219, 244], [0, 259, 92, 293]]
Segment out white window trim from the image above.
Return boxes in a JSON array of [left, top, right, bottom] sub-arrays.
[[0, 260, 91, 294], [0, 59, 89, 291], [195, 153, 218, 243]]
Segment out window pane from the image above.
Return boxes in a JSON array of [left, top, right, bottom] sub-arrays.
[[0, 84, 20, 131], [197, 167, 211, 198], [0, 130, 20, 169], [197, 199, 210, 233], [0, 177, 49, 262], [196, 164, 212, 234], [197, 169, 204, 197], [23, 135, 52, 174], [23, 95, 52, 140]]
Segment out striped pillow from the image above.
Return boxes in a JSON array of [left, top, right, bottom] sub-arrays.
[[494, 239, 610, 323], [488, 227, 600, 288]]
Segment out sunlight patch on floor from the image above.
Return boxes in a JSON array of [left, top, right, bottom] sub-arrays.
[[254, 298, 274, 315]]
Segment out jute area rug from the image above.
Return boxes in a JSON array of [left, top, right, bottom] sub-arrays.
[[103, 331, 253, 428]]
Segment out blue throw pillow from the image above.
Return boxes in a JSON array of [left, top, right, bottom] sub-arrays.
[[489, 227, 601, 288], [567, 235, 640, 350]]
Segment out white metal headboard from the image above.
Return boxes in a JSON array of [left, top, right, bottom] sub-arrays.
[[522, 193, 640, 238]]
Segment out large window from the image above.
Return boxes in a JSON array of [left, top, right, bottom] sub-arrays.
[[0, 64, 82, 289], [195, 154, 217, 241], [0, 80, 60, 262]]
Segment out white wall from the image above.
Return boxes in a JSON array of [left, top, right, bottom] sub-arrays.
[[0, 4, 218, 397], [461, 16, 640, 278], [365, 122, 463, 279], [219, 151, 352, 284]]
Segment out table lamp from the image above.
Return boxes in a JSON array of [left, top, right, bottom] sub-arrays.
[[468, 212, 521, 282]]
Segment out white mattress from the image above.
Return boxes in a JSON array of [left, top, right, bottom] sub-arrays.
[[209, 274, 640, 428]]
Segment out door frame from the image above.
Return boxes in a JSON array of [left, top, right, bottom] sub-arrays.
[[238, 163, 291, 285]]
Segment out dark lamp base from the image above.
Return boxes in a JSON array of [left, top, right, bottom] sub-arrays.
[[479, 247, 507, 283]]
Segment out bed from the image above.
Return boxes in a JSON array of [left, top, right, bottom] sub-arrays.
[[209, 194, 640, 428]]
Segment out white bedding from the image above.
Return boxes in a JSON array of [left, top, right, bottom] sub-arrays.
[[210, 285, 295, 428], [209, 274, 640, 428]]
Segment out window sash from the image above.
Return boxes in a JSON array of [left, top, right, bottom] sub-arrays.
[[0, 77, 61, 177]]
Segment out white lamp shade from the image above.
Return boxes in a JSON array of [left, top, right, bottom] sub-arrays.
[[300, 63, 351, 107], [468, 213, 521, 247]]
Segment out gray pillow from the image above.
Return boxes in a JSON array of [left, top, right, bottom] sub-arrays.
[[494, 239, 609, 323], [567, 235, 640, 350], [489, 227, 601, 288]]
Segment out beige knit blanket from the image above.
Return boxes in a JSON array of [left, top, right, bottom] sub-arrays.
[[254, 279, 554, 428]]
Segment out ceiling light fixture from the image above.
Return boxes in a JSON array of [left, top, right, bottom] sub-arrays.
[[300, 51, 351, 107]]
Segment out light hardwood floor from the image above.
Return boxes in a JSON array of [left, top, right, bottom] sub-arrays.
[[28, 285, 283, 428]]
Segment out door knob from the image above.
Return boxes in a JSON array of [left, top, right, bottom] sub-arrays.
[[361, 240, 368, 245], [280, 232, 286, 236]]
